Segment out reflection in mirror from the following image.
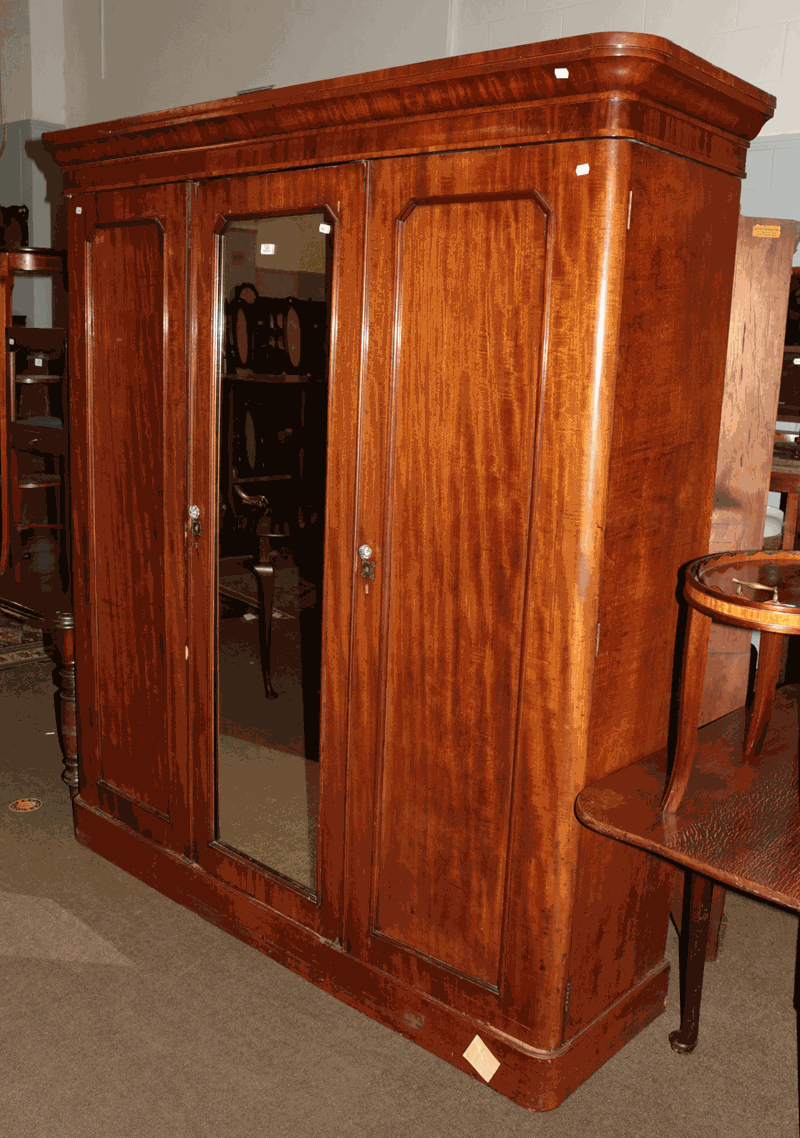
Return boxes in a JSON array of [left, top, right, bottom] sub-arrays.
[[216, 212, 331, 892]]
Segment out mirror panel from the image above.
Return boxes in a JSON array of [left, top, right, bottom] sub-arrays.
[[215, 212, 331, 892]]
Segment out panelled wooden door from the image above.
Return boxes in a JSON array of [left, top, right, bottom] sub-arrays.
[[190, 163, 367, 939], [69, 183, 191, 852], [345, 143, 626, 1040]]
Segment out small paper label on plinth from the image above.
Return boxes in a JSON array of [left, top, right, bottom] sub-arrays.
[[752, 224, 781, 238], [463, 1035, 500, 1083]]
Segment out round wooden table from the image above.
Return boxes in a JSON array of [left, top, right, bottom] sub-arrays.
[[663, 549, 800, 813]]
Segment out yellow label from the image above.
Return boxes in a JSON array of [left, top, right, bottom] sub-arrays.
[[752, 224, 781, 238]]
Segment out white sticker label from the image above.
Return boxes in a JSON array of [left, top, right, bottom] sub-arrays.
[[554, 67, 569, 78], [75, 206, 82, 214], [35, 358, 43, 367], [260, 243, 275, 255], [463, 1035, 501, 1083], [576, 164, 590, 176], [319, 223, 331, 234]]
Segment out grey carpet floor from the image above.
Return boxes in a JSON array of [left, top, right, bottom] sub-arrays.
[[1, 658, 799, 1137]]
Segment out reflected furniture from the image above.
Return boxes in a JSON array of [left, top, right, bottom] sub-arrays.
[[577, 550, 800, 1055], [43, 34, 775, 1110], [218, 485, 278, 701]]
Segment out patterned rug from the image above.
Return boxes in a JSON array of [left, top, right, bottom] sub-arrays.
[[0, 610, 50, 670]]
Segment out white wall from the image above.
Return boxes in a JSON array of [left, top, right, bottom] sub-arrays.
[[0, 0, 32, 120], [63, 0, 452, 127], [454, 0, 800, 136], [29, 0, 65, 122]]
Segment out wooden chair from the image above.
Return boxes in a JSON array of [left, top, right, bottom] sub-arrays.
[[577, 549, 800, 1054], [218, 485, 278, 700], [770, 461, 800, 550]]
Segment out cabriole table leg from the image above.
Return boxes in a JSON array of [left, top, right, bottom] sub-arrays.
[[662, 605, 712, 813]]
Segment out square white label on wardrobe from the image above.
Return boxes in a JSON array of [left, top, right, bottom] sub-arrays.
[[463, 1035, 500, 1083]]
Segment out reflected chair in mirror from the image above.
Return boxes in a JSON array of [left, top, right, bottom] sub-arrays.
[[576, 549, 800, 1056], [218, 485, 278, 701]]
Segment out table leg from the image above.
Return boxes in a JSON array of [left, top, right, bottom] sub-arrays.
[[51, 613, 78, 798], [662, 606, 712, 813], [782, 490, 799, 551], [670, 870, 715, 1053], [743, 629, 782, 755], [254, 564, 278, 700]]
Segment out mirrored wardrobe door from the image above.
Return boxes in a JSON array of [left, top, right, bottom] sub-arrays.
[[189, 164, 367, 938]]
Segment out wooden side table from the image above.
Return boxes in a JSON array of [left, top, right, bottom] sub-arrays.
[[577, 550, 800, 1055]]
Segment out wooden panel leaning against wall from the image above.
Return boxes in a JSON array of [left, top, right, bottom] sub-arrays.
[[42, 33, 776, 1111], [702, 216, 797, 727], [668, 217, 797, 964]]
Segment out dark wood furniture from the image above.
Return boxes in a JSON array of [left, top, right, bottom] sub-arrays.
[[770, 458, 800, 550], [0, 251, 68, 582], [0, 248, 75, 795], [577, 550, 800, 1056], [43, 34, 775, 1110]]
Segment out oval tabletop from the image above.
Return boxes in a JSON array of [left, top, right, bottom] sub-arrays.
[[685, 549, 800, 634]]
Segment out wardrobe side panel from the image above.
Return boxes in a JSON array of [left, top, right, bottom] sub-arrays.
[[567, 147, 741, 1037], [72, 185, 189, 845]]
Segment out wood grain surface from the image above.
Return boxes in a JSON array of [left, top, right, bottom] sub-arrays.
[[577, 688, 800, 913], [42, 33, 774, 192], [702, 216, 796, 724], [51, 33, 772, 1110], [68, 184, 190, 847]]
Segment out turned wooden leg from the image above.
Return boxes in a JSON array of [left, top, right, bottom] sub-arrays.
[[744, 629, 783, 755], [51, 613, 79, 798], [662, 606, 712, 813], [670, 870, 715, 1054], [254, 564, 278, 700], [782, 490, 799, 551]]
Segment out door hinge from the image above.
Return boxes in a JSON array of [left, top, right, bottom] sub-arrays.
[[627, 189, 633, 230], [564, 978, 571, 1014]]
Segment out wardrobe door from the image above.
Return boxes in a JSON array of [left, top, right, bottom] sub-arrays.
[[344, 143, 628, 1041], [69, 184, 191, 851], [190, 163, 366, 938]]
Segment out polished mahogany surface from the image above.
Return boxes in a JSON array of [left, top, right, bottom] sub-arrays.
[[576, 689, 800, 914], [44, 34, 774, 1111], [44, 32, 773, 189]]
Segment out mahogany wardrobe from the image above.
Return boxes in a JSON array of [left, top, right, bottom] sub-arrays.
[[43, 33, 774, 1110]]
